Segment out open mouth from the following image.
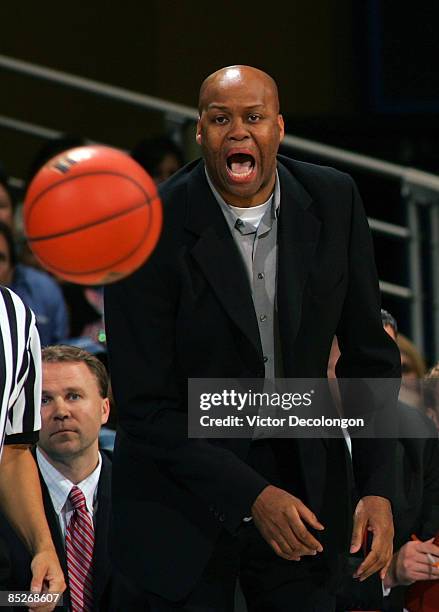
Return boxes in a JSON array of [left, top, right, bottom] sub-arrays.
[[226, 153, 256, 181]]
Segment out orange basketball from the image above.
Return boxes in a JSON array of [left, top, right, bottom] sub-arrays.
[[23, 145, 162, 285]]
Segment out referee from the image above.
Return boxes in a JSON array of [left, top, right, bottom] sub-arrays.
[[0, 286, 65, 611]]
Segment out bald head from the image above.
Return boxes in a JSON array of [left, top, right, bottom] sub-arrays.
[[196, 64, 284, 208], [198, 65, 280, 115]]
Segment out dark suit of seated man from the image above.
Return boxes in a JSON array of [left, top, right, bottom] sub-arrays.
[[335, 402, 439, 611], [0, 345, 114, 612], [334, 311, 439, 611], [382, 401, 439, 611], [379, 312, 439, 611]]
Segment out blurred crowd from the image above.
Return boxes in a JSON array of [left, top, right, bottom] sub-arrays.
[[0, 134, 184, 348], [2, 135, 439, 447], [0, 134, 185, 453]]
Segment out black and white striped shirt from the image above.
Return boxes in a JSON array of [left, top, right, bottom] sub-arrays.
[[0, 286, 41, 451]]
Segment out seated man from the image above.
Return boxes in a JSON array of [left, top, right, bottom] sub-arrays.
[[0, 167, 16, 228], [0, 345, 114, 612], [331, 310, 439, 611], [381, 315, 439, 611]]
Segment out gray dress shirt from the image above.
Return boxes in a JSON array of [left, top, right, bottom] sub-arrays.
[[205, 168, 282, 380]]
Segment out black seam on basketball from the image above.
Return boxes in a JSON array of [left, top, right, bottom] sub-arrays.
[[31, 202, 159, 276], [27, 196, 158, 242], [25, 170, 156, 224]]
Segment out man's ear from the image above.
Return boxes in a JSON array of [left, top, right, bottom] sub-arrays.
[[278, 114, 285, 141], [196, 118, 202, 146], [101, 398, 110, 425]]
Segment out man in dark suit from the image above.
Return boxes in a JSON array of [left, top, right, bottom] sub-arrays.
[[105, 65, 401, 611], [330, 311, 439, 610], [0, 345, 113, 612], [383, 402, 439, 611], [379, 314, 439, 610]]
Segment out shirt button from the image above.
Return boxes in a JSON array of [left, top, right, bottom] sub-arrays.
[[260, 314, 267, 322], [258, 272, 264, 279], [263, 356, 268, 363], [236, 219, 244, 227]]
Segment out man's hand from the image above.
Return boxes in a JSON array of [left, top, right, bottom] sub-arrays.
[[27, 548, 66, 612], [384, 539, 439, 588], [251, 485, 324, 561], [350, 495, 394, 581]]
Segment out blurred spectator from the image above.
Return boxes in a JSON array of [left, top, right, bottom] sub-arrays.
[[424, 363, 439, 431], [131, 135, 184, 184], [27, 134, 86, 185], [396, 332, 427, 409], [427, 363, 439, 377], [0, 221, 68, 346], [0, 164, 42, 270], [0, 166, 15, 229], [19, 241, 45, 271], [397, 333, 426, 378]]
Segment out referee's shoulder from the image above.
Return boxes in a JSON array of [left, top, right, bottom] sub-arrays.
[[0, 285, 35, 322]]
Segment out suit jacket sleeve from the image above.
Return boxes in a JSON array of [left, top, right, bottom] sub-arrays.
[[385, 433, 439, 610], [416, 436, 439, 539], [335, 176, 401, 503], [104, 252, 269, 534]]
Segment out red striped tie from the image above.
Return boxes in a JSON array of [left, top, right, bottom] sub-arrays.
[[66, 486, 94, 612]]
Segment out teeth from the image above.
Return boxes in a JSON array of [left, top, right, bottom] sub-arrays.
[[230, 169, 253, 178], [229, 161, 254, 178], [231, 160, 252, 175]]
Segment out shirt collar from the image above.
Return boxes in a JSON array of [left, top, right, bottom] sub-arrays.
[[36, 447, 102, 516], [204, 166, 280, 224]]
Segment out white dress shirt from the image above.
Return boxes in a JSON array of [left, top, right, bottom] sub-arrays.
[[36, 447, 102, 540]]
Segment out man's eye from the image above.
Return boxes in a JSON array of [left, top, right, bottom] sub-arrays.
[[214, 116, 228, 125], [248, 114, 261, 122], [41, 396, 51, 405], [67, 393, 80, 400]]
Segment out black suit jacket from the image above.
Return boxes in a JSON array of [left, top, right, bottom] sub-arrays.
[[104, 156, 401, 601], [337, 403, 439, 611], [0, 450, 113, 612], [384, 404, 439, 611]]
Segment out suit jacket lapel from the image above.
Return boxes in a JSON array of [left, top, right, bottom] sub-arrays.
[[185, 162, 263, 362], [33, 454, 70, 612], [276, 162, 329, 510], [276, 161, 321, 374], [92, 452, 112, 609]]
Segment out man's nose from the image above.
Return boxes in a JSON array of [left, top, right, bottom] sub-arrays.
[[227, 118, 250, 141], [53, 400, 71, 419]]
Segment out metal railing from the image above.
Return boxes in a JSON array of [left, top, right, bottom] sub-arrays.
[[1, 54, 438, 359]]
